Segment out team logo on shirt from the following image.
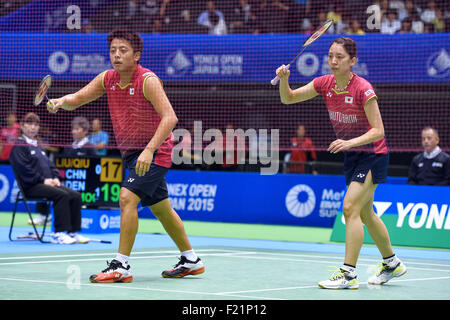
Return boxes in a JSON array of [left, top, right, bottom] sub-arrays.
[[345, 96, 353, 104]]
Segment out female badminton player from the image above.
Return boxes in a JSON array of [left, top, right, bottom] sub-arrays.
[[275, 37, 407, 289]]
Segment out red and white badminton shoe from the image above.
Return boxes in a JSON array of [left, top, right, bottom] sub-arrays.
[[162, 256, 205, 278], [89, 260, 133, 283]]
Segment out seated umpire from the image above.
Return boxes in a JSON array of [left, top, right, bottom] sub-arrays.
[[9, 112, 89, 244], [408, 127, 450, 186]]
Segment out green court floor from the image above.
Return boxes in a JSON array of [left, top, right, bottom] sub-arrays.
[[1, 212, 450, 301]]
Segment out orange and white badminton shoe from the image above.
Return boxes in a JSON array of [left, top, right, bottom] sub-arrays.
[[89, 260, 133, 283], [162, 256, 205, 278]]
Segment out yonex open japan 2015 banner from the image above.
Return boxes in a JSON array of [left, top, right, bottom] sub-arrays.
[[0, 33, 449, 83]]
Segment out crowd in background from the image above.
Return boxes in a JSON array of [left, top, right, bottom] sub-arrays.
[[1, 0, 450, 34]]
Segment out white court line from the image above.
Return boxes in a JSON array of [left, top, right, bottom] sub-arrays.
[[0, 277, 285, 300], [1, 249, 449, 271], [0, 251, 252, 266], [219, 253, 450, 273], [0, 249, 234, 261]]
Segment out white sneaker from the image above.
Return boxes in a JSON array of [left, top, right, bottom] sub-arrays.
[[28, 214, 51, 226], [51, 232, 76, 244], [318, 267, 359, 290], [368, 260, 407, 285], [69, 233, 90, 244]]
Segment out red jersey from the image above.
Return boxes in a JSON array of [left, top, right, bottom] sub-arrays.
[[289, 137, 317, 173], [102, 65, 174, 167], [0, 123, 20, 160], [313, 73, 388, 154]]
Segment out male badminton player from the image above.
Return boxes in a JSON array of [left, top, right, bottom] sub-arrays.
[[47, 30, 204, 282], [275, 37, 407, 289]]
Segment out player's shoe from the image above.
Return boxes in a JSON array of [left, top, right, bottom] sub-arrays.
[[162, 256, 205, 278], [368, 260, 407, 285], [89, 260, 133, 283], [69, 232, 90, 244], [50, 232, 76, 244], [28, 214, 51, 226], [318, 267, 359, 290]]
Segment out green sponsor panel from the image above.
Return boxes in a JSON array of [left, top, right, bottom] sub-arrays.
[[330, 212, 450, 249]]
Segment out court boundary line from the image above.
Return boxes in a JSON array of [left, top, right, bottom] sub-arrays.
[[0, 248, 449, 300], [1, 249, 449, 273]]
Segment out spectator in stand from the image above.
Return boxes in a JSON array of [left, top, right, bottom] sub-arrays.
[[397, 17, 413, 33], [140, 0, 161, 26], [208, 10, 227, 35], [420, 0, 438, 24], [61, 117, 96, 157], [229, 0, 259, 34], [89, 118, 109, 156], [432, 9, 445, 32], [410, 10, 425, 33], [0, 111, 20, 162], [197, 1, 226, 31], [285, 124, 317, 174], [381, 9, 402, 34], [347, 19, 366, 34], [408, 127, 450, 186], [390, 0, 408, 21]]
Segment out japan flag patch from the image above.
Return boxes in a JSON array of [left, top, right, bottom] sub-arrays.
[[345, 96, 353, 104]]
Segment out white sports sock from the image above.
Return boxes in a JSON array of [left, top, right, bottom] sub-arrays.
[[181, 249, 198, 262], [114, 253, 129, 267], [383, 254, 398, 266], [341, 264, 356, 274]]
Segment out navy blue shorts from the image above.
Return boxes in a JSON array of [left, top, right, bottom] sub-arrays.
[[344, 152, 389, 186], [121, 151, 169, 207]]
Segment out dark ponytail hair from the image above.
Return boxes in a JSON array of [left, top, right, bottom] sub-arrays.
[[330, 37, 357, 59]]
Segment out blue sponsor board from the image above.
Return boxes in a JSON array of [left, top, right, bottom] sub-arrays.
[[78, 208, 121, 234], [0, 32, 449, 83], [138, 170, 348, 228]]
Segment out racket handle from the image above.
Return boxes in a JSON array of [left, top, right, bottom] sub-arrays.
[[270, 64, 291, 85]]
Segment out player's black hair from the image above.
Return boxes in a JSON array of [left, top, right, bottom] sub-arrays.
[[107, 29, 143, 56], [330, 37, 357, 59]]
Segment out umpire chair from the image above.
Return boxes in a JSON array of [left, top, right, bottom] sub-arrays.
[[8, 166, 52, 243]]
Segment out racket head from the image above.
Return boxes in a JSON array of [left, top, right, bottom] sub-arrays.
[[34, 74, 52, 106], [302, 19, 334, 47]]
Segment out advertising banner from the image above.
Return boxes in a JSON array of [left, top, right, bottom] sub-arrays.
[[330, 184, 450, 248], [138, 170, 347, 228], [1, 33, 449, 83]]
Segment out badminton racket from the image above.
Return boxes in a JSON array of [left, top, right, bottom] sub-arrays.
[[271, 19, 334, 85], [34, 74, 53, 106]]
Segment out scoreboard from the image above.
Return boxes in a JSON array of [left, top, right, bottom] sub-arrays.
[[55, 156, 123, 208]]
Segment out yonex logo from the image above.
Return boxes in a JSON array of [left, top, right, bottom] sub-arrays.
[[127, 178, 134, 183], [285, 184, 316, 218], [326, 92, 332, 98], [356, 173, 366, 179]]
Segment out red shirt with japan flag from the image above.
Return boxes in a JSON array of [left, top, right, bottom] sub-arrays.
[[313, 73, 388, 154], [102, 65, 174, 167]]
